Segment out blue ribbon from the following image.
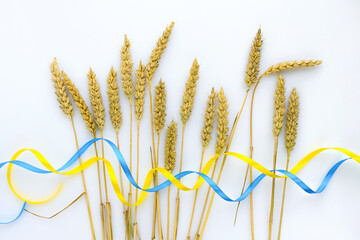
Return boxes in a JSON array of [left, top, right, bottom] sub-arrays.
[[0, 138, 352, 224]]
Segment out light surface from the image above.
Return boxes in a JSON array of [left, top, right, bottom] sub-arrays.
[[0, 0, 360, 239]]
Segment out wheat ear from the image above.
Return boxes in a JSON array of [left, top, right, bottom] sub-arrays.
[[50, 58, 73, 118], [62, 71, 96, 137], [197, 88, 229, 240], [148, 22, 175, 240], [245, 28, 263, 89], [187, 88, 217, 239], [146, 22, 175, 84], [51, 59, 95, 239], [269, 74, 286, 240], [133, 60, 146, 240], [278, 88, 300, 240], [154, 80, 167, 135], [107, 67, 123, 133]]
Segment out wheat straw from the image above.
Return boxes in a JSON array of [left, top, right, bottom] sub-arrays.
[[133, 61, 147, 240], [197, 88, 229, 240], [269, 74, 286, 240], [174, 58, 200, 240], [147, 23, 175, 240], [120, 34, 135, 240], [187, 88, 217, 239], [278, 88, 300, 240], [50, 59, 95, 239], [87, 67, 113, 240]]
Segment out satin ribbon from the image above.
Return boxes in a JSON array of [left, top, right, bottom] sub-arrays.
[[1, 138, 358, 223]]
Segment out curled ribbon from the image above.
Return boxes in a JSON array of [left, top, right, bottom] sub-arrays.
[[1, 138, 359, 224]]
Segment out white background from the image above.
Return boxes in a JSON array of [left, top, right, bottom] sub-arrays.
[[0, 0, 360, 239]]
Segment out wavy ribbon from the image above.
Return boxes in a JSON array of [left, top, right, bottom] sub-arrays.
[[1, 138, 359, 224]]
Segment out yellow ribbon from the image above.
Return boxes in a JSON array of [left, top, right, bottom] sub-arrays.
[[6, 147, 360, 206]]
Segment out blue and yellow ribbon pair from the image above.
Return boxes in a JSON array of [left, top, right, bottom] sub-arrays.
[[1, 138, 359, 224]]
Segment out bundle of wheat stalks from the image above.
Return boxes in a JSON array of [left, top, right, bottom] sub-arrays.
[[50, 22, 321, 240]]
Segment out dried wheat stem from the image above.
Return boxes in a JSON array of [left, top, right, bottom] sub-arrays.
[[165, 121, 177, 240], [106, 67, 129, 239], [51, 59, 95, 239], [87, 68, 113, 240], [120, 34, 135, 240], [133, 61, 146, 240], [187, 88, 217, 238], [173, 58, 200, 240], [62, 70, 107, 239], [147, 22, 174, 240], [278, 88, 299, 240], [236, 59, 322, 235], [269, 74, 286, 240]]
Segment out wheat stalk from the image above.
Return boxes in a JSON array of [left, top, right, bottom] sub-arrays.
[[133, 60, 147, 240], [120, 34, 135, 240], [245, 28, 263, 89], [173, 58, 200, 240], [87, 67, 114, 240], [147, 22, 175, 240], [164, 120, 177, 240], [269, 74, 286, 240], [187, 88, 217, 239], [278, 88, 300, 240], [106, 66, 129, 239], [197, 88, 229, 240], [50, 59, 95, 239]]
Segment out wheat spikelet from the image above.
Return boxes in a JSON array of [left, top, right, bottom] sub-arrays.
[[50, 58, 73, 117], [164, 120, 177, 173], [180, 58, 200, 125], [62, 71, 96, 137], [201, 88, 217, 149], [244, 28, 263, 88], [215, 88, 229, 154], [107, 67, 122, 133], [285, 88, 300, 152], [145, 22, 175, 84], [154, 79, 167, 134], [120, 35, 134, 100], [134, 61, 146, 121], [87, 68, 105, 132], [272, 74, 286, 137], [261, 60, 322, 79]]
